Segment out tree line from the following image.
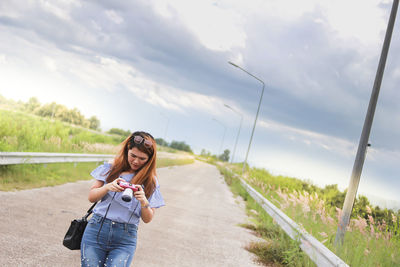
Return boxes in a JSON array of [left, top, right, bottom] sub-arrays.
[[0, 94, 101, 131], [155, 138, 193, 153], [103, 132, 194, 153], [200, 148, 230, 162]]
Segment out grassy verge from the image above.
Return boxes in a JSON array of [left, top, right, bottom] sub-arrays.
[[0, 109, 122, 153], [223, 164, 400, 266], [0, 162, 100, 191], [218, 166, 315, 267], [157, 157, 194, 168], [158, 145, 178, 153], [0, 157, 195, 191]]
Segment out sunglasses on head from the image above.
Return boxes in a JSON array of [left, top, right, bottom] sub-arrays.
[[133, 135, 153, 149]]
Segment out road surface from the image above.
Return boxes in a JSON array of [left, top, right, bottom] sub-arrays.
[[0, 161, 261, 266]]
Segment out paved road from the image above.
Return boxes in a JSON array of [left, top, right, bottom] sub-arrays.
[[0, 161, 261, 266]]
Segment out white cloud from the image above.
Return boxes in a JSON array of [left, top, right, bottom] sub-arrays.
[[81, 56, 234, 116], [150, 0, 246, 51], [367, 146, 400, 164], [393, 67, 400, 79], [250, 149, 351, 190], [220, 0, 387, 46], [43, 56, 58, 72], [0, 34, 234, 118], [105, 9, 124, 24], [0, 54, 7, 64], [258, 119, 357, 158], [321, 0, 387, 45], [218, 0, 317, 21], [38, 0, 81, 21]]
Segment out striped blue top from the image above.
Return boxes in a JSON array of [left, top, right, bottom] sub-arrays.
[[91, 162, 165, 225]]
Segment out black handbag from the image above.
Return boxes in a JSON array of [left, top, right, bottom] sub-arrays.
[[63, 202, 97, 250]]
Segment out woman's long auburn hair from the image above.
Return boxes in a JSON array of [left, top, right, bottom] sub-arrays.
[[106, 131, 157, 198]]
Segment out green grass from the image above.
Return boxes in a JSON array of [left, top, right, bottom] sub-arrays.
[[156, 157, 195, 168], [218, 166, 315, 267], [0, 109, 123, 153], [0, 162, 100, 190], [222, 164, 400, 267], [0, 157, 195, 191], [248, 177, 399, 266], [158, 145, 178, 153]]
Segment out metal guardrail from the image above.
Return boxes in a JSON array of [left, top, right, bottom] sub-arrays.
[[229, 171, 348, 267], [0, 151, 190, 166], [0, 152, 114, 165]]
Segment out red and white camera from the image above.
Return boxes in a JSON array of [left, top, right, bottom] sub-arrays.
[[118, 181, 139, 202]]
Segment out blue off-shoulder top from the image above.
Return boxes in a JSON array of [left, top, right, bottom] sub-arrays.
[[90, 162, 165, 225]]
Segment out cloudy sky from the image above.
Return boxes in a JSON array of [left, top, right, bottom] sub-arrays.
[[1, 0, 399, 207]]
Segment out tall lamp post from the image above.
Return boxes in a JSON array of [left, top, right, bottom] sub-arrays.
[[212, 118, 227, 155], [228, 61, 265, 174], [334, 0, 399, 246], [224, 104, 243, 164]]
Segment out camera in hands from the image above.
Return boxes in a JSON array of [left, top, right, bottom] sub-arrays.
[[118, 181, 139, 202]]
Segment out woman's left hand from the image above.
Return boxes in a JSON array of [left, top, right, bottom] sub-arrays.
[[134, 185, 149, 206]]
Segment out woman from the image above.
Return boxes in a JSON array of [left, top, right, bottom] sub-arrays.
[[81, 131, 165, 267]]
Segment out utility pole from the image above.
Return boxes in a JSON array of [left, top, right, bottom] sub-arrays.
[[335, 0, 399, 245]]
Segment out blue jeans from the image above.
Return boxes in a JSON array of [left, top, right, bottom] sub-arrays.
[[81, 214, 138, 267]]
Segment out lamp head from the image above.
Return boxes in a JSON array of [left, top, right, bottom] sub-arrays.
[[228, 61, 239, 68]]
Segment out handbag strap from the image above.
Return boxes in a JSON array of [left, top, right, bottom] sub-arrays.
[[83, 202, 98, 221], [87, 202, 97, 213]]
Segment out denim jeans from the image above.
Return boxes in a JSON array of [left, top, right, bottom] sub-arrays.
[[81, 214, 138, 267]]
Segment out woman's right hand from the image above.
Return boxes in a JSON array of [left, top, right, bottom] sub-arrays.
[[106, 177, 125, 192]]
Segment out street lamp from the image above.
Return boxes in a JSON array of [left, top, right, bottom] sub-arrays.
[[228, 61, 265, 174], [334, 0, 399, 246], [224, 104, 243, 164], [212, 118, 227, 155]]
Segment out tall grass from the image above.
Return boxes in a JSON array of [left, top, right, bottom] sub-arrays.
[[238, 167, 400, 266], [0, 109, 122, 153], [218, 167, 315, 267]]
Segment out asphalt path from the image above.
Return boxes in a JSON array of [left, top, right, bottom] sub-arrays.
[[0, 161, 261, 266]]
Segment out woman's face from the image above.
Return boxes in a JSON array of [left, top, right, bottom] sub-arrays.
[[127, 147, 149, 171]]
